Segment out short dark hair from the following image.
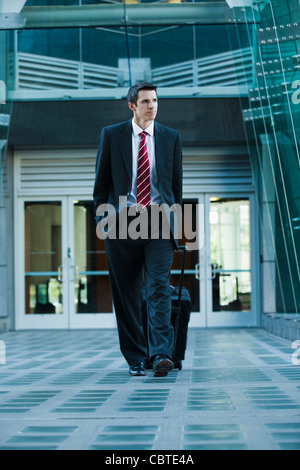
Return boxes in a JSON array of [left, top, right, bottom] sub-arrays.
[[127, 82, 157, 105]]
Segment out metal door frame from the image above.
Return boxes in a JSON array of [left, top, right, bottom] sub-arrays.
[[15, 195, 69, 329], [204, 192, 260, 327], [15, 195, 117, 330]]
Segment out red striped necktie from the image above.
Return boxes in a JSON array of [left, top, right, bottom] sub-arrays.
[[137, 131, 151, 209]]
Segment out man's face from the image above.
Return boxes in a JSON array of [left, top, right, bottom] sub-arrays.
[[129, 89, 158, 125]]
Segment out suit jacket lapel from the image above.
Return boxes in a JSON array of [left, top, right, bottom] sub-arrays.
[[119, 120, 133, 183]]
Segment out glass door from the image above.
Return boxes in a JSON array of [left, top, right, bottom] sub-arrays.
[[21, 198, 69, 328], [170, 197, 206, 327], [68, 198, 115, 328], [169, 194, 258, 328], [18, 197, 115, 329], [205, 195, 258, 327]]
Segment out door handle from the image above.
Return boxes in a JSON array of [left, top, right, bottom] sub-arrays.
[[195, 263, 200, 280], [70, 265, 80, 283], [212, 263, 217, 280], [58, 265, 63, 283], [208, 263, 217, 280]]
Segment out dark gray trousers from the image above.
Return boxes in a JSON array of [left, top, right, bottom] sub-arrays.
[[104, 221, 174, 366]]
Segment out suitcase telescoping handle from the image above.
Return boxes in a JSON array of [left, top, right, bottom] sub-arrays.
[[171, 245, 188, 366], [177, 245, 187, 306]]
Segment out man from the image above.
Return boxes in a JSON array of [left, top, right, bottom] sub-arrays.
[[93, 82, 183, 377]]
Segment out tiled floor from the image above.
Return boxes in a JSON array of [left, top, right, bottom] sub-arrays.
[[0, 328, 299, 450]]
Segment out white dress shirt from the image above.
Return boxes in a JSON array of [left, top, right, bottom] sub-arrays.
[[127, 119, 161, 207]]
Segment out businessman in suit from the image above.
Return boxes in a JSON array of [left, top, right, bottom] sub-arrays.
[[93, 82, 183, 377]]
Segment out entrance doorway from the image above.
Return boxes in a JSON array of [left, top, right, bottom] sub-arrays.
[[16, 196, 115, 329], [172, 194, 259, 328], [16, 193, 259, 329]]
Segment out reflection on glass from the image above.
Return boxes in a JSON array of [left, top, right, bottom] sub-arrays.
[[212, 271, 251, 312], [25, 202, 62, 314], [210, 198, 251, 312], [73, 201, 112, 313], [26, 276, 62, 314], [170, 199, 199, 312]]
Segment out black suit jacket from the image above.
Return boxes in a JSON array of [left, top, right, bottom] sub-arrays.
[[93, 119, 183, 246]]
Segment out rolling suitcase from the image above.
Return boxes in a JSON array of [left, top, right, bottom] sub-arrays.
[[142, 245, 192, 370]]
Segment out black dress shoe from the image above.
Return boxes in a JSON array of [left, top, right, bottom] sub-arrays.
[[153, 355, 174, 377], [129, 362, 146, 376]]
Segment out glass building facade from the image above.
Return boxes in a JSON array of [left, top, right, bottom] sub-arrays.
[[0, 0, 299, 335], [14, 3, 253, 94], [232, 0, 300, 316]]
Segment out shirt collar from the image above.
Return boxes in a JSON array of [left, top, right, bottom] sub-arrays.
[[132, 119, 154, 137]]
